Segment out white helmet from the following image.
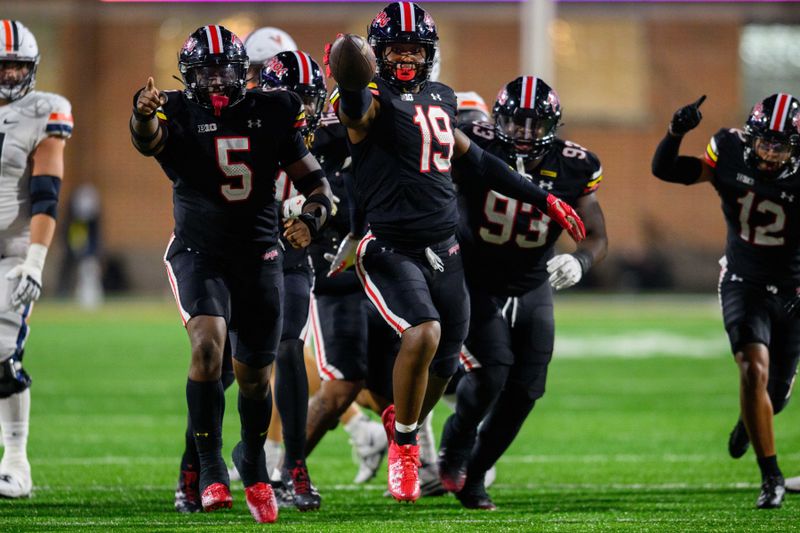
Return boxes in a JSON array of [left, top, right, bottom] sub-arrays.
[[456, 91, 490, 126], [428, 43, 441, 82], [0, 20, 39, 101], [243, 27, 297, 64]]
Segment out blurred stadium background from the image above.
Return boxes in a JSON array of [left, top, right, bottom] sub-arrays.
[[2, 1, 800, 530], [6, 0, 800, 296]]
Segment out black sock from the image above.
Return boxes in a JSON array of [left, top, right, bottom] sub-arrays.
[[181, 412, 200, 472], [395, 426, 419, 446], [186, 378, 226, 489], [275, 339, 309, 465], [467, 385, 536, 481], [757, 455, 782, 480], [451, 368, 508, 439], [237, 390, 271, 485]]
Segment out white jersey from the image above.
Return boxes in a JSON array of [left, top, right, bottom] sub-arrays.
[[0, 91, 72, 256]]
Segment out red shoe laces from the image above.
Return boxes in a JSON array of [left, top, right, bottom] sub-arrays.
[[291, 466, 311, 494], [182, 470, 199, 499]]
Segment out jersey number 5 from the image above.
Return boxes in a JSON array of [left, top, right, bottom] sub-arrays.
[[216, 136, 253, 202], [413, 105, 454, 173], [479, 191, 550, 248], [737, 190, 785, 246]]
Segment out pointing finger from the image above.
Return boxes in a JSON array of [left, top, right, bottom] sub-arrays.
[[694, 94, 706, 109], [146, 77, 155, 91]]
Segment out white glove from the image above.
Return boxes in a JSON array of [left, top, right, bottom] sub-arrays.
[[6, 243, 47, 308], [324, 234, 359, 277], [281, 194, 305, 220], [546, 253, 582, 291]]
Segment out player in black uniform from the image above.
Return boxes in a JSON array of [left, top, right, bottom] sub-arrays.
[[438, 76, 608, 509], [259, 49, 329, 511], [130, 25, 332, 524], [651, 93, 800, 509], [326, 2, 585, 502]]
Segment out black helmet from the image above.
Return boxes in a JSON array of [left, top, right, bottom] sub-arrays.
[[743, 93, 800, 178], [261, 50, 327, 132], [367, 2, 438, 91], [493, 76, 561, 161], [179, 25, 249, 114]]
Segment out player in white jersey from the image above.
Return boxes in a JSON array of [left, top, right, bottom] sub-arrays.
[[0, 20, 72, 498]]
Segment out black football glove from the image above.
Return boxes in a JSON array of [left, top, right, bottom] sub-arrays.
[[785, 292, 800, 318], [669, 95, 706, 136]]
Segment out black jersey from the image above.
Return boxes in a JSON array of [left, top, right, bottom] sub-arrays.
[[457, 121, 602, 296], [307, 112, 362, 295], [705, 128, 800, 286], [154, 89, 308, 257], [336, 77, 459, 248]]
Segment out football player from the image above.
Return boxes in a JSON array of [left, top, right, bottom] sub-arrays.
[[651, 93, 800, 509], [439, 76, 607, 509], [243, 27, 297, 86], [0, 20, 72, 499], [130, 25, 332, 523], [326, 2, 585, 502], [455, 91, 490, 127]]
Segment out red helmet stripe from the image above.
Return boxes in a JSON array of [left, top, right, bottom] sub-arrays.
[[770, 93, 791, 132], [206, 25, 222, 55], [2, 20, 12, 53], [521, 76, 537, 109], [400, 2, 414, 32], [297, 51, 311, 85]]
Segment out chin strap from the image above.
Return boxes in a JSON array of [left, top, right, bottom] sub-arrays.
[[211, 94, 229, 117]]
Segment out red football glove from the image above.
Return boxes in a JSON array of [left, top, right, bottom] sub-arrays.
[[545, 193, 586, 243], [322, 33, 344, 79]]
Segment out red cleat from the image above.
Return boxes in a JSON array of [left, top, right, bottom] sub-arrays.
[[244, 482, 279, 523], [201, 482, 232, 512], [381, 404, 396, 444], [387, 441, 421, 502]]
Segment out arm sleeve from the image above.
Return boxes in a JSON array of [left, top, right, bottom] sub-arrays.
[[277, 93, 311, 166], [651, 132, 704, 185], [454, 140, 549, 211], [344, 172, 367, 236]]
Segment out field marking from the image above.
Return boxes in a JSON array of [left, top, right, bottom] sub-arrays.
[[555, 331, 728, 359], [32, 452, 800, 466]]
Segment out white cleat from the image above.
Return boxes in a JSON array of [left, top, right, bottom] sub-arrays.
[[786, 475, 800, 493], [484, 465, 497, 489], [0, 465, 31, 498], [350, 419, 388, 484]]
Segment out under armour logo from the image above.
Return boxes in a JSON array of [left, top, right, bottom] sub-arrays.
[[539, 180, 554, 190], [431, 94, 442, 101], [731, 274, 743, 282], [248, 119, 262, 129], [767, 285, 778, 294], [781, 191, 795, 202]]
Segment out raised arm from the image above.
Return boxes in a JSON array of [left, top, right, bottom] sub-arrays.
[[651, 95, 714, 185], [326, 34, 380, 143]]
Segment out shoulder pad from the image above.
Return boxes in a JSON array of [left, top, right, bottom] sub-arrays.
[[31, 92, 73, 139]]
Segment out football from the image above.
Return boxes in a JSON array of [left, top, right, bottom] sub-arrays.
[[328, 34, 376, 91]]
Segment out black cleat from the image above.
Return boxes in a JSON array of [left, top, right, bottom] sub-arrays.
[[455, 480, 496, 510], [281, 461, 321, 511], [757, 475, 786, 509], [728, 418, 750, 459], [174, 469, 202, 513], [437, 415, 475, 493], [270, 479, 295, 509]]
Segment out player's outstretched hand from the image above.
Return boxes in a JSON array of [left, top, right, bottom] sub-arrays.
[[547, 254, 583, 291], [545, 194, 585, 243], [325, 234, 358, 277], [284, 218, 312, 249], [135, 77, 166, 118], [669, 95, 706, 136], [327, 34, 376, 91]]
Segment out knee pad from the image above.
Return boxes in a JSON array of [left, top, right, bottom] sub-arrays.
[[507, 362, 550, 401], [0, 352, 31, 399], [278, 339, 305, 364]]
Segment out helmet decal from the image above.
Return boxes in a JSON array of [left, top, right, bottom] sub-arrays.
[[770, 93, 793, 132]]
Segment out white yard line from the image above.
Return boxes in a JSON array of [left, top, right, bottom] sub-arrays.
[[554, 331, 728, 358]]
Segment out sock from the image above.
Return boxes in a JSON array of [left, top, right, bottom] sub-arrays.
[[467, 385, 536, 482], [237, 390, 271, 485], [395, 421, 418, 446], [186, 378, 226, 489], [757, 455, 782, 480], [0, 388, 30, 467], [180, 412, 200, 472], [274, 339, 308, 465]]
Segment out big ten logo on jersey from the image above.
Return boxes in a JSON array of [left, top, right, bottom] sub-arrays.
[[274, 170, 299, 202], [479, 191, 550, 249], [412, 105, 454, 173]]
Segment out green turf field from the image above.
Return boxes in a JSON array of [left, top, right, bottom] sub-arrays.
[[0, 296, 798, 531]]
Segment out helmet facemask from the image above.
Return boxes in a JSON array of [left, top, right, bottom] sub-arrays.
[[0, 58, 38, 102], [495, 111, 559, 161], [373, 40, 434, 91], [181, 60, 248, 115], [744, 128, 799, 179]]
